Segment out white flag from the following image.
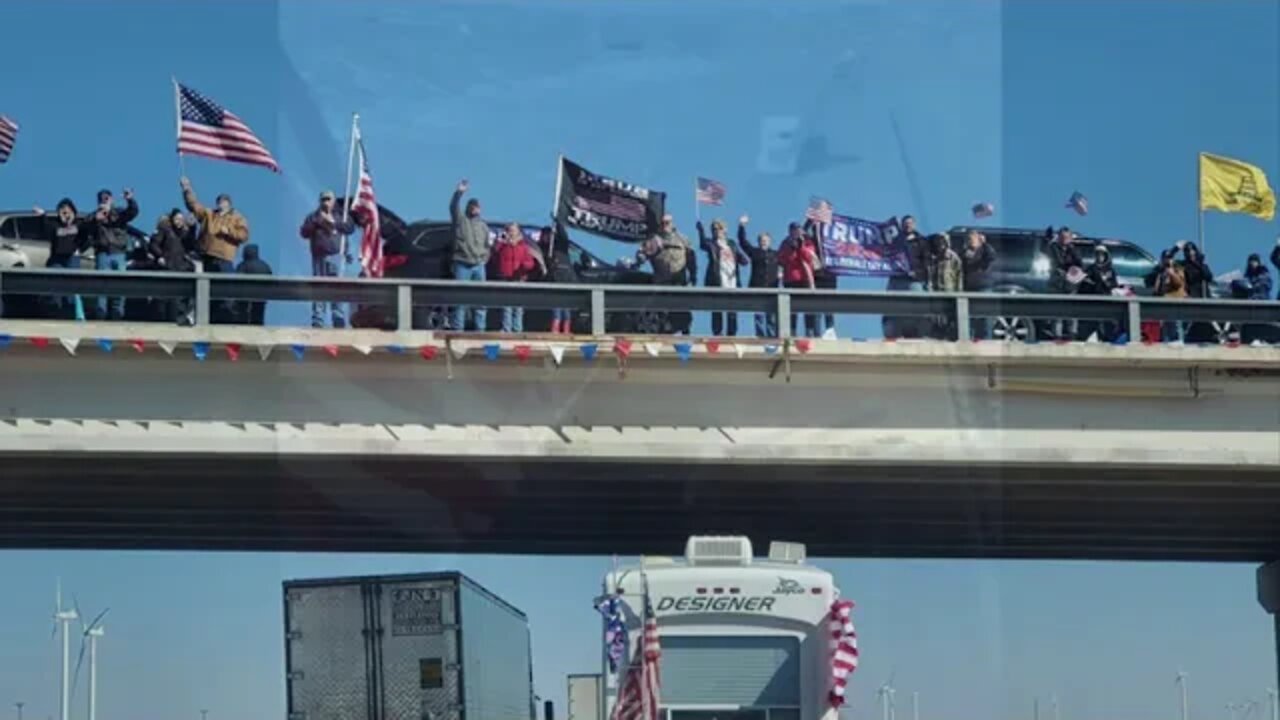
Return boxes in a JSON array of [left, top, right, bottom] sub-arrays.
[[644, 342, 662, 358], [352, 344, 373, 356], [256, 344, 274, 361], [59, 337, 79, 355], [158, 341, 177, 356], [548, 343, 566, 365]]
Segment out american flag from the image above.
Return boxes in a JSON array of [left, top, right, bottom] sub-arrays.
[[695, 177, 726, 206], [352, 132, 382, 278], [806, 196, 834, 224], [176, 82, 279, 172], [610, 583, 661, 720], [972, 202, 995, 219], [1066, 191, 1089, 216], [595, 593, 627, 674], [828, 599, 860, 709], [0, 115, 18, 164]]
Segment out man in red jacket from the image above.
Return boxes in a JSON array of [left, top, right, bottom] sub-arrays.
[[492, 223, 543, 333], [778, 222, 820, 337]]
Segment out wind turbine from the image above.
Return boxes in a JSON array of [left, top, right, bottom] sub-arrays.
[[912, 691, 920, 720], [1051, 693, 1060, 720], [1176, 670, 1190, 720], [51, 581, 78, 720], [70, 604, 110, 720], [1266, 688, 1277, 720], [878, 671, 897, 720]]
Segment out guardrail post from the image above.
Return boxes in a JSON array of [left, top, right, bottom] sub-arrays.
[[1126, 299, 1142, 341], [194, 276, 211, 327], [396, 284, 413, 332], [955, 296, 971, 342], [590, 288, 606, 336], [777, 292, 792, 339]]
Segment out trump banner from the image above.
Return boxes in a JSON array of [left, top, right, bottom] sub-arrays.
[[819, 213, 907, 277], [555, 157, 666, 243]]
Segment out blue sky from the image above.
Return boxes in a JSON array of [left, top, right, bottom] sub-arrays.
[[1, 0, 1278, 718]]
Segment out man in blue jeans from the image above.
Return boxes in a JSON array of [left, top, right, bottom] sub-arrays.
[[299, 190, 355, 328], [450, 179, 492, 331], [83, 188, 139, 320]]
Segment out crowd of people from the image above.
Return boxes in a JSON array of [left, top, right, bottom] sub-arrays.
[[12, 178, 1280, 342]]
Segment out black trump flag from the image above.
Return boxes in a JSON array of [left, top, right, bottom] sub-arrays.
[[555, 157, 666, 243]]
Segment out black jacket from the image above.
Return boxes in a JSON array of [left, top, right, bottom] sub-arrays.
[[695, 222, 749, 288], [738, 224, 779, 288], [83, 198, 139, 254], [1179, 244, 1213, 298], [902, 231, 930, 283], [41, 216, 88, 259], [149, 220, 198, 272], [236, 244, 273, 275], [1047, 240, 1083, 291], [1081, 260, 1118, 296], [1271, 243, 1280, 273], [961, 242, 996, 290]]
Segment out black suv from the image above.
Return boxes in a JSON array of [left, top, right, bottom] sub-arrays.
[[349, 204, 688, 333]]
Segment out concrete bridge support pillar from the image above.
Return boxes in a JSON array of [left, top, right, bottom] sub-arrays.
[[1257, 561, 1280, 691]]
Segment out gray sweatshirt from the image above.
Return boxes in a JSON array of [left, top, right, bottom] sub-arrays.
[[451, 190, 491, 265]]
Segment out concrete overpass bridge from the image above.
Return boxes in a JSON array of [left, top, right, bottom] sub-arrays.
[[3, 270, 1280, 675]]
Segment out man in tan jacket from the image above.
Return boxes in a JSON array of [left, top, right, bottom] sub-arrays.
[[180, 176, 249, 273]]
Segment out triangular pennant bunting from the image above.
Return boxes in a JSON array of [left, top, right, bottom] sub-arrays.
[[514, 344, 532, 363], [451, 343, 469, 360], [795, 339, 813, 354], [483, 343, 501, 361], [764, 344, 779, 355], [733, 343, 746, 359], [129, 338, 145, 353], [548, 344, 566, 365], [0, 334, 11, 349], [97, 339, 113, 353], [30, 337, 50, 349], [386, 344, 406, 354], [291, 344, 307, 361], [580, 343, 598, 361], [644, 342, 661, 358], [420, 345, 438, 360], [323, 345, 340, 358], [705, 340, 721, 354], [256, 344, 274, 361], [673, 342, 692, 362], [614, 340, 633, 359], [192, 342, 210, 361], [158, 341, 177, 356], [59, 337, 79, 355], [225, 343, 242, 362], [352, 344, 374, 356]]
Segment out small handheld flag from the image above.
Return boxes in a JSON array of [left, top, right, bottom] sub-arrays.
[[176, 82, 279, 172], [971, 202, 995, 219], [0, 115, 18, 164], [695, 177, 726, 206], [806, 196, 834, 224], [1066, 191, 1089, 216]]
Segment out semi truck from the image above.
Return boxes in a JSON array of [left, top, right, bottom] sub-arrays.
[[284, 572, 534, 720], [603, 536, 843, 720]]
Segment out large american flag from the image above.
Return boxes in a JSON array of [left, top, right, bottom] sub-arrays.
[[806, 196, 834, 224], [352, 132, 382, 278], [1065, 191, 1089, 216], [611, 584, 661, 720], [0, 115, 18, 164], [176, 82, 279, 172], [828, 599, 860, 709]]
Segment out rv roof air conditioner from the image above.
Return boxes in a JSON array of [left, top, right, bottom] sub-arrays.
[[685, 536, 753, 566]]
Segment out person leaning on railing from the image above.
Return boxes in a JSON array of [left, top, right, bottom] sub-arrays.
[[31, 198, 89, 319], [148, 209, 199, 325], [181, 176, 249, 324], [1146, 249, 1187, 342], [695, 217, 749, 337], [777, 222, 819, 337], [961, 230, 996, 339]]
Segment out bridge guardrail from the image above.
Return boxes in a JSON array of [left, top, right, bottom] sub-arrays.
[[2, 267, 1279, 340]]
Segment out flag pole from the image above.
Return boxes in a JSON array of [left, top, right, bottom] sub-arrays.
[[172, 77, 186, 178], [551, 153, 564, 257], [338, 113, 359, 278], [1196, 153, 1205, 253]]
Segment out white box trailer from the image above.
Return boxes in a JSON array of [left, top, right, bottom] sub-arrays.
[[603, 537, 841, 720], [566, 674, 602, 720], [284, 572, 534, 720]]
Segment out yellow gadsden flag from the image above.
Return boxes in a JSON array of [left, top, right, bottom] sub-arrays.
[[1200, 152, 1276, 221]]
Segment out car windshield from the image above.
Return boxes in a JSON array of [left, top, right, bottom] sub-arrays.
[[1, 3, 1278, 720]]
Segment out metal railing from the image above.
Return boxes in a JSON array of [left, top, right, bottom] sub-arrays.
[[2, 267, 1279, 340]]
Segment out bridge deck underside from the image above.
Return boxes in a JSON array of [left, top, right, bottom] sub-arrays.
[[3, 454, 1277, 561]]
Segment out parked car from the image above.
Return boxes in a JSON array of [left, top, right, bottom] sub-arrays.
[[349, 203, 687, 333]]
